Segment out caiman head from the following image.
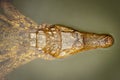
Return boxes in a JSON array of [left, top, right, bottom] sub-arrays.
[[30, 24, 114, 58]]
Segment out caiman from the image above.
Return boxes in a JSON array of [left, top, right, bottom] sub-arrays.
[[0, 0, 113, 80]]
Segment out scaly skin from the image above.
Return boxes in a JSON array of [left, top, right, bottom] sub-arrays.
[[0, 0, 113, 80]]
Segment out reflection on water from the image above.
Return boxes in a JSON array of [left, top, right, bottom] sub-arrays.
[[5, 0, 120, 80]]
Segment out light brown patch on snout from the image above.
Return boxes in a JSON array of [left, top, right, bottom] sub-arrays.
[[102, 35, 114, 48]]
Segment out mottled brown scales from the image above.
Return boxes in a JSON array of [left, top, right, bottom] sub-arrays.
[[0, 0, 114, 80]]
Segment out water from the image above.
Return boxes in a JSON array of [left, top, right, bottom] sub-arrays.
[[2, 0, 120, 80]]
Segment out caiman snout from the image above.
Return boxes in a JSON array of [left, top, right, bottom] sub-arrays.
[[99, 35, 114, 48], [83, 33, 114, 49]]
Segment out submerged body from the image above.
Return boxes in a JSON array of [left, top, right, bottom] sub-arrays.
[[0, 0, 113, 80]]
